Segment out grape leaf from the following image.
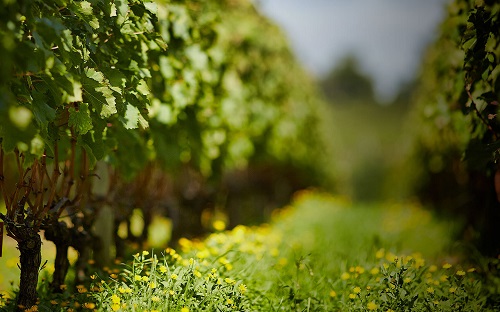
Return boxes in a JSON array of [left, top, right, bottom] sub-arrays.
[[67, 80, 83, 103], [85, 68, 105, 83], [69, 103, 93, 134], [80, 1, 93, 15], [123, 104, 141, 129]]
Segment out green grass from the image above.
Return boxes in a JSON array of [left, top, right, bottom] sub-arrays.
[[1, 190, 499, 311]]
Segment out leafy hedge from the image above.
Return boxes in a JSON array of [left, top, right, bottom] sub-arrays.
[[408, 0, 500, 254]]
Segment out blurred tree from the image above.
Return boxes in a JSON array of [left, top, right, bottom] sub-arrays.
[[320, 55, 376, 104]]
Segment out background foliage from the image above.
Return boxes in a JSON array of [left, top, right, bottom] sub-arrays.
[[406, 0, 500, 255]]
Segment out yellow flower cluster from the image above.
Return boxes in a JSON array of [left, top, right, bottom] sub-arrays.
[[330, 248, 480, 311]]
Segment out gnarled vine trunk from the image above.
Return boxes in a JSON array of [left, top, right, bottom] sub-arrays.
[[16, 230, 42, 311], [44, 221, 71, 293]]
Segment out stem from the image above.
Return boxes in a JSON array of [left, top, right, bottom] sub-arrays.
[[0, 145, 11, 210], [33, 153, 47, 216], [45, 142, 60, 216], [63, 135, 76, 199], [74, 148, 88, 205], [16, 160, 37, 225], [9, 150, 24, 219]]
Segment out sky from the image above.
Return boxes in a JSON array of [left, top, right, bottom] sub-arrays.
[[257, 0, 451, 101]]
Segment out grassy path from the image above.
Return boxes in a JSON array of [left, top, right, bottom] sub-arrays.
[[1, 190, 499, 311]]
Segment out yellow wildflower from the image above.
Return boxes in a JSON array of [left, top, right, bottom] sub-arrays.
[[426, 287, 434, 294], [353, 286, 361, 294], [341, 272, 350, 280], [456, 270, 466, 276], [414, 257, 425, 268], [449, 287, 457, 293], [151, 296, 160, 302], [443, 263, 452, 269], [180, 308, 189, 312], [386, 252, 397, 263], [111, 294, 120, 304], [84, 303, 96, 309], [111, 304, 120, 311], [213, 220, 226, 231], [196, 250, 210, 259], [171, 274, 178, 280], [367, 301, 377, 310], [329, 290, 337, 297], [349, 293, 356, 299], [238, 284, 247, 294], [375, 248, 385, 259]]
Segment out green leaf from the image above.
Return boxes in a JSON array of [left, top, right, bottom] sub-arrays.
[[123, 104, 140, 129], [144, 2, 158, 14], [80, 128, 105, 168], [115, 0, 129, 25], [85, 68, 105, 83], [136, 79, 150, 96], [30, 91, 56, 128], [123, 104, 148, 129], [80, 1, 93, 15], [69, 103, 93, 135], [95, 86, 117, 117], [89, 17, 100, 30], [67, 80, 83, 102], [110, 3, 117, 17]]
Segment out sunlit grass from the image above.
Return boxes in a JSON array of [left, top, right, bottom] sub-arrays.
[[1, 190, 498, 311]]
